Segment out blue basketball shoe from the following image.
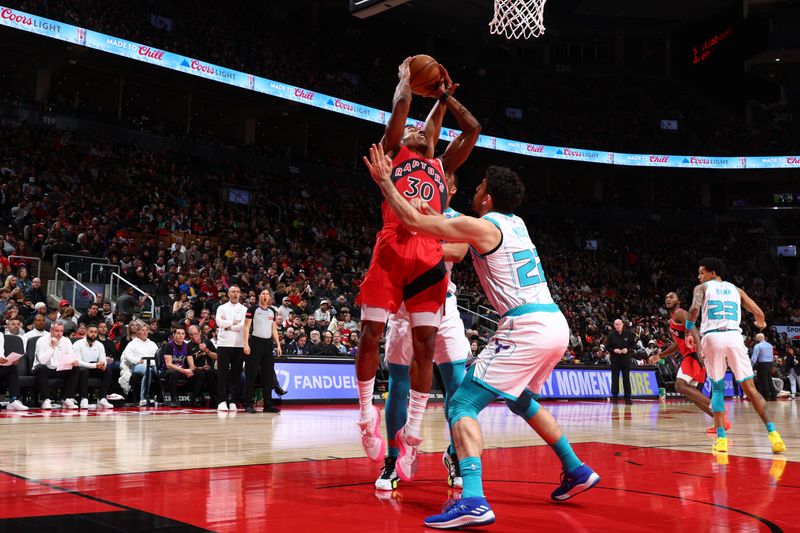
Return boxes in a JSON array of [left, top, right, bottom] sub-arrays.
[[423, 496, 496, 529], [551, 464, 600, 501]]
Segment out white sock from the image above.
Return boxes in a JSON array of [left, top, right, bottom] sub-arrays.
[[405, 390, 430, 438], [358, 378, 375, 420]]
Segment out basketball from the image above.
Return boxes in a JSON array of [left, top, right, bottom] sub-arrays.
[[409, 54, 442, 95]]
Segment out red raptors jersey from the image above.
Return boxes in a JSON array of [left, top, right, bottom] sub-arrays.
[[382, 144, 447, 233], [670, 313, 695, 356]]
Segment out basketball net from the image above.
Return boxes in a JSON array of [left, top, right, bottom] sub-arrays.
[[489, 0, 547, 40]]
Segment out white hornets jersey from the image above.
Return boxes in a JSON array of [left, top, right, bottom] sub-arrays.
[[469, 212, 557, 317], [443, 207, 460, 295], [701, 280, 742, 334]]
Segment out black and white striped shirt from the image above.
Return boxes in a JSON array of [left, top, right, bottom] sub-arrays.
[[246, 305, 276, 339]]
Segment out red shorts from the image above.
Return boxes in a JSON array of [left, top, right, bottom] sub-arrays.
[[677, 353, 707, 386], [357, 230, 446, 315]]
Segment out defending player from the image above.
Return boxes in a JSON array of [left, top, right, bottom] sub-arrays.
[[686, 257, 785, 455], [356, 57, 481, 474], [364, 145, 599, 529], [376, 173, 471, 489], [649, 291, 732, 432]]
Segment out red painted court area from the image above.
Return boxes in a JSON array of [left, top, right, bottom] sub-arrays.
[[1, 442, 793, 532]]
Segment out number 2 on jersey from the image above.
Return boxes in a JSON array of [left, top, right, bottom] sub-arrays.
[[513, 249, 546, 287], [707, 300, 739, 321]]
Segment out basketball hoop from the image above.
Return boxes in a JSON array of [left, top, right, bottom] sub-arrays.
[[489, 0, 547, 40]]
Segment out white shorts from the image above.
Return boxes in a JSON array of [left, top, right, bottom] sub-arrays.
[[471, 311, 569, 401], [701, 331, 754, 383], [385, 298, 469, 367], [675, 368, 701, 388], [361, 303, 442, 328]]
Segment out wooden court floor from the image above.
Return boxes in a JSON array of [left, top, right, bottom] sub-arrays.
[[0, 398, 797, 532]]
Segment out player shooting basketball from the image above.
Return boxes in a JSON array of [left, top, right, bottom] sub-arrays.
[[355, 56, 481, 480]]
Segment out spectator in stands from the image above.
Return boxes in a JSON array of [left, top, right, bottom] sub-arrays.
[[73, 324, 114, 409], [5, 316, 23, 337], [33, 322, 80, 409], [332, 331, 348, 355], [101, 302, 114, 326], [304, 315, 320, 337], [147, 318, 167, 345], [311, 330, 338, 356], [26, 302, 46, 329], [58, 308, 78, 337], [0, 333, 28, 410], [78, 303, 102, 326], [347, 331, 359, 356], [277, 297, 293, 322], [44, 306, 58, 331], [117, 287, 143, 320], [280, 326, 295, 354], [97, 321, 119, 379], [339, 311, 358, 332], [120, 321, 160, 406], [16, 267, 31, 299], [287, 333, 310, 355], [313, 300, 332, 330], [172, 292, 191, 319], [187, 324, 217, 406], [2, 275, 24, 304], [308, 330, 321, 349], [162, 325, 204, 407], [22, 314, 47, 346], [57, 299, 70, 317], [197, 308, 214, 331], [114, 319, 139, 356], [27, 278, 45, 305]]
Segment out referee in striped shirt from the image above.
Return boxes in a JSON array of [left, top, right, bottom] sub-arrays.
[[243, 289, 283, 413]]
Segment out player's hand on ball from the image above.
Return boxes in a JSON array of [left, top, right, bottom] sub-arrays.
[[363, 144, 393, 185], [398, 57, 412, 81]]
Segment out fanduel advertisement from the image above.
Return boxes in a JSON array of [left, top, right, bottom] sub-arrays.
[[538, 368, 659, 399], [273, 362, 357, 401], [3, 5, 800, 169]]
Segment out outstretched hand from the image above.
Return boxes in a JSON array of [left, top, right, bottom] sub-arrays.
[[363, 143, 393, 186]]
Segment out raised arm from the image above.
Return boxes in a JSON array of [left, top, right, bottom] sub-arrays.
[[381, 58, 413, 155], [421, 66, 457, 159], [739, 288, 766, 330], [364, 144, 499, 252], [687, 284, 705, 355], [440, 95, 481, 174]]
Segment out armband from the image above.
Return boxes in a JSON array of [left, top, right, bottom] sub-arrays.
[[439, 91, 450, 104], [685, 320, 696, 331]]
